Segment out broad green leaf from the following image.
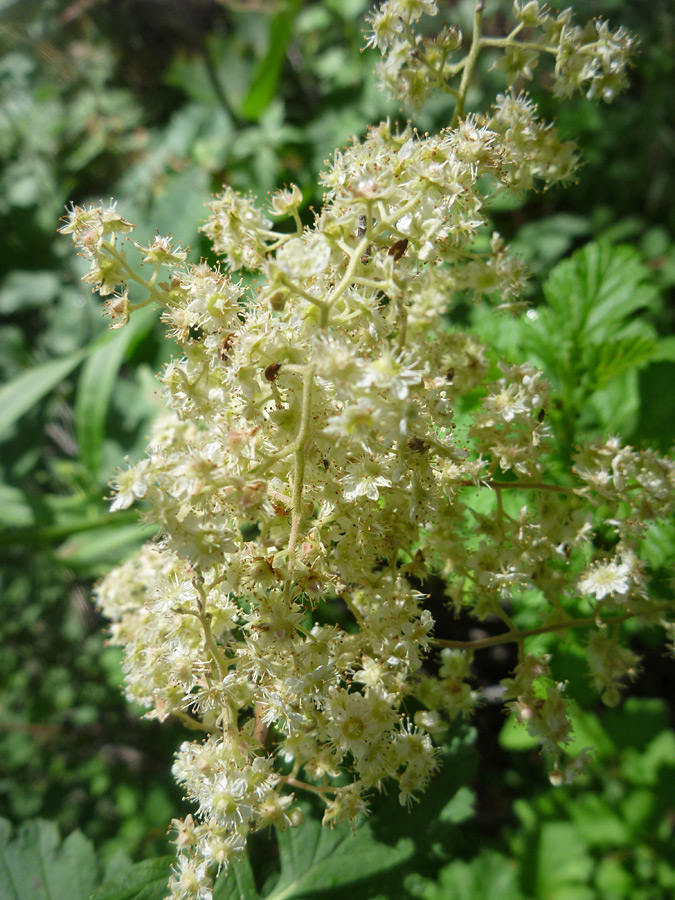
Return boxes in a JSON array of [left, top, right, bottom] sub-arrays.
[[585, 334, 656, 390], [565, 704, 615, 761], [567, 794, 631, 847], [266, 810, 414, 900], [542, 242, 658, 335], [75, 305, 157, 478], [239, 0, 303, 121], [0, 508, 139, 548], [90, 856, 173, 900], [0, 350, 85, 438], [264, 730, 477, 900], [594, 857, 634, 898], [619, 729, 675, 787], [534, 822, 594, 899], [414, 850, 525, 900], [213, 853, 259, 900], [585, 368, 640, 435], [603, 697, 670, 753], [0, 818, 98, 900], [649, 335, 675, 362], [642, 520, 675, 570]]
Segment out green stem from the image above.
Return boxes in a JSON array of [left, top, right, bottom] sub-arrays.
[[452, 0, 485, 125], [286, 365, 316, 581], [277, 775, 337, 797], [326, 237, 370, 315], [435, 613, 632, 651], [172, 710, 213, 732], [280, 275, 328, 312], [101, 240, 165, 305]]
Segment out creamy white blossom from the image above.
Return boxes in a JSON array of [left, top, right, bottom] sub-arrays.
[[58, 5, 674, 900]]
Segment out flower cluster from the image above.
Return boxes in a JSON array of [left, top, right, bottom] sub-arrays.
[[367, 0, 636, 112], [62, 4, 671, 899]]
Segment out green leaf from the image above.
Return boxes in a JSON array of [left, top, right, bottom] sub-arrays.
[[636, 361, 675, 447], [261, 730, 477, 900], [90, 856, 174, 900], [266, 809, 414, 900], [642, 520, 675, 570], [57, 521, 155, 573], [499, 712, 540, 752], [414, 850, 525, 900], [0, 270, 61, 314], [534, 822, 594, 899], [541, 242, 658, 336], [213, 853, 259, 900], [585, 333, 656, 390], [0, 350, 85, 439], [0, 818, 98, 900], [0, 482, 35, 527], [239, 0, 303, 121], [75, 306, 157, 478], [603, 697, 670, 752]]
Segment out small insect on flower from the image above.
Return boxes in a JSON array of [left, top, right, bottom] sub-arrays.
[[388, 238, 409, 261], [219, 333, 236, 360], [264, 362, 282, 382]]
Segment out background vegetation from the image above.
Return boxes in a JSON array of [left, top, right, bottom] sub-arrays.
[[1, 0, 673, 897]]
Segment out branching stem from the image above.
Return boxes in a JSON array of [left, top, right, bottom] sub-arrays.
[[435, 613, 632, 651]]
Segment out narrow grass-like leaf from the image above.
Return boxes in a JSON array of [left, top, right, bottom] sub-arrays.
[[239, 0, 302, 121], [57, 521, 155, 572], [0, 483, 35, 527], [0, 351, 85, 438], [75, 306, 157, 479]]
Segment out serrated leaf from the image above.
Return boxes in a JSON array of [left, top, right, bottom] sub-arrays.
[[0, 818, 98, 900], [90, 856, 173, 900], [263, 729, 477, 900], [586, 333, 656, 389], [267, 811, 414, 900], [542, 242, 658, 337]]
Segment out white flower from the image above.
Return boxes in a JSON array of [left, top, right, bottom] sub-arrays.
[[578, 559, 631, 601], [275, 233, 331, 279], [358, 350, 421, 399], [341, 459, 392, 501]]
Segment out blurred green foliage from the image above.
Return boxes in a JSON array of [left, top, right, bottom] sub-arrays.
[[0, 0, 673, 896]]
